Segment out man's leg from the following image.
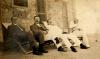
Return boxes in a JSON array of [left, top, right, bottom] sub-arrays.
[[60, 34, 77, 52], [45, 32, 62, 48], [67, 33, 82, 46], [75, 30, 90, 48], [46, 33, 67, 52], [36, 33, 48, 53], [60, 34, 72, 49], [71, 30, 90, 49], [80, 33, 90, 47], [53, 37, 67, 52], [21, 32, 43, 55]]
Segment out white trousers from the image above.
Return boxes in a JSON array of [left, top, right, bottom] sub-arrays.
[[59, 34, 72, 49], [72, 30, 90, 47], [59, 34, 81, 48], [45, 32, 80, 49], [45, 33, 62, 48]]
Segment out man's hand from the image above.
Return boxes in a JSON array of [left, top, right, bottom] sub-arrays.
[[71, 27, 82, 32], [62, 32, 68, 34], [43, 30, 48, 35], [78, 28, 82, 31]]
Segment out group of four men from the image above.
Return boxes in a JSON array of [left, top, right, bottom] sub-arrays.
[[6, 16, 90, 55]]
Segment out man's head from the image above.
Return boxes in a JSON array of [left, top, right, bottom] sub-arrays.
[[74, 19, 79, 24], [51, 21, 57, 26], [47, 20, 57, 26], [47, 20, 52, 25], [11, 17, 17, 25], [34, 16, 40, 24]]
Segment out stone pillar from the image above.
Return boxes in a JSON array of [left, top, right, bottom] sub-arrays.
[[62, 1, 69, 32], [36, 0, 47, 21], [67, 0, 75, 22], [66, 0, 76, 33]]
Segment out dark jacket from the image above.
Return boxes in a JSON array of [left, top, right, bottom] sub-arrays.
[[30, 23, 47, 35], [30, 23, 47, 44]]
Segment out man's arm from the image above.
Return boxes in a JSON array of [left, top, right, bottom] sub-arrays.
[[40, 23, 48, 31], [30, 25, 36, 33], [70, 26, 82, 33]]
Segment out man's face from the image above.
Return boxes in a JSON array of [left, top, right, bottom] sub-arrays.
[[48, 20, 57, 26], [51, 21, 57, 26], [47, 20, 52, 25], [35, 17, 40, 24], [11, 17, 17, 24], [74, 19, 79, 24]]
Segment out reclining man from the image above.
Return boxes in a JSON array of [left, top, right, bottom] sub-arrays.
[[30, 16, 48, 55], [43, 20, 90, 52], [43, 20, 78, 52], [7, 17, 40, 55], [69, 19, 90, 48]]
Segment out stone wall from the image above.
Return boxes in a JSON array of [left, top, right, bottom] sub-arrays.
[[13, 0, 36, 31], [75, 0, 100, 34], [0, 0, 36, 23], [46, 0, 72, 31], [46, 0, 64, 28], [1, 0, 74, 31], [0, 0, 12, 22], [0, 0, 37, 42]]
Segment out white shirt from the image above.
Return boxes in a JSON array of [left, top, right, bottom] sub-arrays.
[[45, 24, 63, 40]]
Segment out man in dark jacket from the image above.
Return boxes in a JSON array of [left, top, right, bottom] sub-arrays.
[[30, 16, 48, 55], [7, 17, 42, 55]]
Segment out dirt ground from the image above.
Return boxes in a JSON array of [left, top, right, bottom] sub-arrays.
[[0, 34, 100, 59]]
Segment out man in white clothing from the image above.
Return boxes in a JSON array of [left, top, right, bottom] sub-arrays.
[[43, 20, 77, 52], [69, 19, 90, 48]]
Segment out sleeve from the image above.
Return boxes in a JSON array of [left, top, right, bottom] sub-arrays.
[[30, 25, 35, 33], [40, 23, 48, 31]]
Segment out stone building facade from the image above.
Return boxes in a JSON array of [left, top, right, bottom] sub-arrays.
[[0, 0, 75, 42]]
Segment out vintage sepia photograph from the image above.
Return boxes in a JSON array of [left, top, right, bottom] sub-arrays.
[[0, 0, 100, 59]]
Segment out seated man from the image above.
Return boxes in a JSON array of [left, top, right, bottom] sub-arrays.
[[7, 17, 41, 55], [30, 16, 48, 55], [69, 19, 90, 48], [43, 20, 77, 52]]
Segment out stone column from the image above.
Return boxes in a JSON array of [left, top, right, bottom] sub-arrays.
[[36, 0, 47, 21]]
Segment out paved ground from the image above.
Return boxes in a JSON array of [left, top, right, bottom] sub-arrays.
[[0, 34, 100, 59]]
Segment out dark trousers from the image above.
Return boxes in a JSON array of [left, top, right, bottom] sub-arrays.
[[6, 31, 38, 50], [34, 32, 45, 44], [33, 32, 46, 51]]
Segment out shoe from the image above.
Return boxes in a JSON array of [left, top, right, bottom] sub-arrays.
[[58, 46, 66, 52], [40, 49, 48, 53], [55, 37, 60, 44], [80, 43, 88, 49], [39, 44, 48, 53], [33, 51, 43, 55], [32, 46, 43, 55], [70, 46, 77, 52]]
